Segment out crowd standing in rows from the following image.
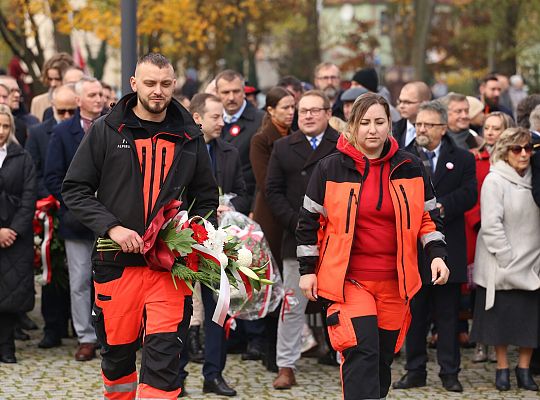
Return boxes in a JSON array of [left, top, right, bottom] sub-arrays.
[[1, 50, 540, 399]]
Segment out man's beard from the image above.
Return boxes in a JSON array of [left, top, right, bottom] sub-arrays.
[[323, 86, 338, 101], [139, 95, 171, 114], [415, 135, 430, 148], [485, 96, 499, 108]]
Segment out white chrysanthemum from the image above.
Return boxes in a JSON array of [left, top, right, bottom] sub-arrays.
[[34, 236, 43, 246], [218, 253, 229, 267], [237, 247, 253, 268], [203, 225, 228, 254]]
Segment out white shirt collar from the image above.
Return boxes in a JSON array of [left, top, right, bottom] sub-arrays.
[[304, 132, 325, 148], [224, 100, 247, 124]]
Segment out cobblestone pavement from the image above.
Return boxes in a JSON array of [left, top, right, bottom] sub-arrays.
[[1, 304, 540, 399]]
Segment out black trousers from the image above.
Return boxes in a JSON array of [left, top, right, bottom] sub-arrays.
[[0, 312, 16, 356], [405, 283, 461, 377], [41, 282, 70, 338]]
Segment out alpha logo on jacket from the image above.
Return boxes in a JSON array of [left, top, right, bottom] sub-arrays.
[[117, 139, 130, 149]]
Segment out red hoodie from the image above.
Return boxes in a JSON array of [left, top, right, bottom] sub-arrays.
[[337, 135, 399, 281]]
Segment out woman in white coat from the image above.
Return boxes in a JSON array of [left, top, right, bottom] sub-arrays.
[[471, 127, 540, 392]]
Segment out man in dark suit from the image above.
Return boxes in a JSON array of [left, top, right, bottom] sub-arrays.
[[26, 84, 77, 349], [266, 90, 339, 389], [44, 76, 104, 362], [215, 69, 266, 360], [393, 100, 477, 392], [216, 69, 264, 206], [393, 81, 432, 148], [178, 93, 248, 397]]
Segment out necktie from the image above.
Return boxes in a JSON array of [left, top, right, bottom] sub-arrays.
[[426, 151, 436, 173], [81, 117, 93, 134], [310, 137, 318, 150], [223, 114, 234, 124]]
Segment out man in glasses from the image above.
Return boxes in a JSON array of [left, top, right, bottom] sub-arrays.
[[313, 62, 344, 119], [45, 76, 104, 362], [394, 100, 477, 393], [26, 84, 77, 349], [266, 90, 339, 389], [393, 81, 432, 148]]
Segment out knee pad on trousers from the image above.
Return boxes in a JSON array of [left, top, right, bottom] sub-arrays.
[[139, 297, 192, 392]]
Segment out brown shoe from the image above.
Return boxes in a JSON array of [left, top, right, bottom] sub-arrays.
[[75, 343, 96, 361], [273, 367, 297, 390]]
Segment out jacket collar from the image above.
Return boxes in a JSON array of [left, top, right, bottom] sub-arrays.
[[104, 92, 202, 140]]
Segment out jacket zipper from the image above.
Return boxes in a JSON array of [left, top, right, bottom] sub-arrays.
[[141, 147, 146, 181], [390, 160, 411, 304], [317, 236, 330, 273], [159, 147, 166, 189], [399, 184, 411, 229], [345, 189, 354, 233], [147, 138, 157, 223]]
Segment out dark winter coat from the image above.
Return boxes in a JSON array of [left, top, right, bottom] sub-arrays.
[[0, 142, 36, 312], [26, 117, 56, 199]]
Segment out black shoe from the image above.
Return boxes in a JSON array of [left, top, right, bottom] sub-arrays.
[[317, 350, 339, 367], [203, 376, 237, 396], [242, 342, 263, 361], [516, 367, 539, 391], [392, 373, 427, 389], [495, 368, 510, 391], [14, 327, 30, 341], [441, 374, 463, 392], [18, 313, 38, 330], [38, 334, 62, 349], [0, 354, 17, 363], [262, 344, 278, 373], [187, 326, 204, 364]]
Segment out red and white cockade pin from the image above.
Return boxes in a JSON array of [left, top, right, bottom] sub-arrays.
[[229, 124, 241, 137], [446, 162, 454, 170]]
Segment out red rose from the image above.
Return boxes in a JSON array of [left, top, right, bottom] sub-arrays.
[[191, 223, 208, 244], [186, 251, 199, 272]]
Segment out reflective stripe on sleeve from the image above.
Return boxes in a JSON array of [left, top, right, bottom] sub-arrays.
[[303, 195, 327, 217], [424, 197, 437, 212], [421, 231, 445, 246], [297, 244, 319, 257]]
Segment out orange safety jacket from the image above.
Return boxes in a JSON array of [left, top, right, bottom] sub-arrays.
[[296, 144, 447, 304]]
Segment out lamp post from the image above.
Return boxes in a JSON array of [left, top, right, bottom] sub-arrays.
[[121, 0, 137, 95]]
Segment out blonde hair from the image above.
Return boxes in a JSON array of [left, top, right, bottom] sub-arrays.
[[0, 104, 18, 145], [491, 127, 531, 163], [344, 92, 390, 150]]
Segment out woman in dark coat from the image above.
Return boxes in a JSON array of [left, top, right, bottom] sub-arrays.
[[0, 104, 36, 363], [250, 86, 295, 269]]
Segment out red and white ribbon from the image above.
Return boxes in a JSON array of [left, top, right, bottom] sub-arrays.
[[36, 210, 54, 284]]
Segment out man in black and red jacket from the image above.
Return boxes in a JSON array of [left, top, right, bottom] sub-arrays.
[[62, 53, 218, 400]]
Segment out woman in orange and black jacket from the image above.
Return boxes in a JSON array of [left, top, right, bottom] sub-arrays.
[[296, 93, 449, 400]]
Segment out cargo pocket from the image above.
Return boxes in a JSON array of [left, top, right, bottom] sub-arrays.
[[326, 303, 357, 352], [92, 303, 108, 351]]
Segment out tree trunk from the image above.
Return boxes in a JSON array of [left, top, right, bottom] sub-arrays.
[[411, 0, 436, 81], [48, 0, 72, 54]]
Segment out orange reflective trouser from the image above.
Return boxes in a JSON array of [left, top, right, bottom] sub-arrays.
[[93, 265, 192, 400], [325, 279, 408, 400]]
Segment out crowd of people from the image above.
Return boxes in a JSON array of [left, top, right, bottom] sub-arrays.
[[1, 49, 540, 399]]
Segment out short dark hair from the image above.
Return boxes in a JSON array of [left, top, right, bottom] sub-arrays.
[[299, 89, 331, 109], [481, 74, 499, 85], [277, 75, 303, 93], [189, 93, 221, 116], [517, 94, 540, 128], [215, 70, 244, 89], [137, 53, 172, 69]]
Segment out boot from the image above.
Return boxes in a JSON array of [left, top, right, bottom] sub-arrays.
[[187, 326, 204, 364], [516, 367, 539, 391], [495, 368, 510, 391], [473, 343, 487, 363], [273, 367, 296, 390]]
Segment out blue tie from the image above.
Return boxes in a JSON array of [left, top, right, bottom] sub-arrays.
[[426, 151, 436, 173], [310, 137, 318, 150]]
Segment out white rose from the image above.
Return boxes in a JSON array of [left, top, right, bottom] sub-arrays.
[[34, 236, 43, 246], [237, 247, 253, 268]]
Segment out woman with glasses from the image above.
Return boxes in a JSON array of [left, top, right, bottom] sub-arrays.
[[296, 93, 449, 399], [0, 104, 36, 363], [465, 112, 515, 363], [471, 127, 540, 392]]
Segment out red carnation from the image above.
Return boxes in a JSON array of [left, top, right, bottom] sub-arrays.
[[191, 223, 208, 244], [186, 251, 199, 272]]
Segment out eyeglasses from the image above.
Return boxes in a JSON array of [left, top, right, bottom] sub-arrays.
[[56, 108, 76, 116], [509, 143, 533, 155], [397, 99, 420, 106], [316, 75, 339, 81], [414, 122, 446, 129], [298, 107, 329, 116]]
